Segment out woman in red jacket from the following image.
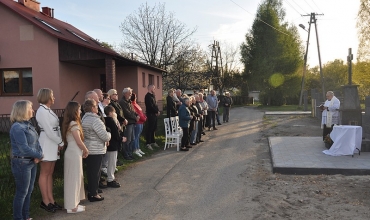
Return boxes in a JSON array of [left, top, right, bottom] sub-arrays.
[[131, 93, 147, 157]]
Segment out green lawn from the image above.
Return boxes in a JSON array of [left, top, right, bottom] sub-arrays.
[[0, 115, 166, 219]]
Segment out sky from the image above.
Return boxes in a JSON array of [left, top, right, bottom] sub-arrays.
[[43, 0, 360, 68]]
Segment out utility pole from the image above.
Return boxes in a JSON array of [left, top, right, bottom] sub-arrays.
[[300, 12, 325, 102], [209, 40, 223, 94]]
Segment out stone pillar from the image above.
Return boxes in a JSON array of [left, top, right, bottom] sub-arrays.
[[363, 97, 370, 139], [340, 85, 362, 126], [105, 57, 116, 91]]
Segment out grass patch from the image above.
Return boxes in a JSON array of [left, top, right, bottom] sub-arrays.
[[0, 115, 167, 219]]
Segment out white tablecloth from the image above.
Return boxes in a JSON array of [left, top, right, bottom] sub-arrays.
[[323, 125, 362, 156]]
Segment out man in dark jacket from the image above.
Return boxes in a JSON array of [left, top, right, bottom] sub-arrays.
[[145, 85, 160, 150], [222, 92, 233, 123], [166, 89, 177, 118], [119, 87, 140, 160], [107, 89, 127, 128]]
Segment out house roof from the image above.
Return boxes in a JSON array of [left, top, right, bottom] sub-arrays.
[[0, 0, 166, 73]]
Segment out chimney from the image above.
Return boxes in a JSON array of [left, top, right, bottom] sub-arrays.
[[42, 7, 54, 18], [18, 0, 40, 12]]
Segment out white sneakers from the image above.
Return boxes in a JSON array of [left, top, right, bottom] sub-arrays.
[[152, 143, 159, 148], [138, 149, 145, 155], [134, 150, 142, 157], [67, 205, 85, 213]]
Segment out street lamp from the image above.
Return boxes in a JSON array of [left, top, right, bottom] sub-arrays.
[[299, 24, 307, 31], [298, 23, 311, 107]]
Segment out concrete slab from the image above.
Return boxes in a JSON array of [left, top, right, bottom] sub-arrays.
[[269, 136, 370, 175], [265, 111, 311, 115]]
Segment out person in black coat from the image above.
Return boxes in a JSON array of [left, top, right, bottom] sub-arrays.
[[166, 89, 177, 118], [144, 85, 160, 150], [104, 106, 126, 188]]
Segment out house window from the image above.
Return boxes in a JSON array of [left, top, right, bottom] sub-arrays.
[[157, 76, 160, 88], [149, 74, 154, 86], [142, 72, 146, 87], [1, 68, 33, 95]]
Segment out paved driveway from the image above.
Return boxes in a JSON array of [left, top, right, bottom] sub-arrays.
[[49, 107, 265, 220]]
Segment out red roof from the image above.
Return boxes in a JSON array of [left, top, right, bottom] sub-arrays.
[[0, 0, 166, 72]]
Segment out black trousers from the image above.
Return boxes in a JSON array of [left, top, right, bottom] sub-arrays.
[[323, 124, 334, 141], [146, 114, 158, 145], [207, 111, 216, 128], [85, 154, 103, 197], [181, 127, 189, 148]]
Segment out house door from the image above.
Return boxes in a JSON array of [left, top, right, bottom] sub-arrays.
[[100, 74, 106, 91]]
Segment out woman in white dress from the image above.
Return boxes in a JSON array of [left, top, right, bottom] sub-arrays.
[[36, 88, 64, 213], [61, 101, 89, 213]]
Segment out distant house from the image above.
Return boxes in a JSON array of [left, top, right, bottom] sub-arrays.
[[0, 0, 165, 114]]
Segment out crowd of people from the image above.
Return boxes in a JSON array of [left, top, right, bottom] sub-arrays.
[[9, 85, 161, 218], [166, 89, 233, 151], [9, 85, 232, 219]]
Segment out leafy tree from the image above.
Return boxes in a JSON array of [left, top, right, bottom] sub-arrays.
[[357, 0, 370, 61], [119, 3, 196, 69], [240, 0, 303, 105], [353, 61, 370, 100]]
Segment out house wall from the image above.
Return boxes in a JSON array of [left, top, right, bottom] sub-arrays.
[[137, 67, 163, 111], [58, 62, 100, 106], [0, 5, 60, 114], [116, 66, 138, 101]]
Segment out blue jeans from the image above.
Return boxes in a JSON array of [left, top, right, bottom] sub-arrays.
[[190, 121, 199, 144], [133, 124, 143, 151], [123, 124, 135, 157], [11, 158, 37, 220]]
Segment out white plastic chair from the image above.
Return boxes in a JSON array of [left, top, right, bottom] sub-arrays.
[[175, 116, 183, 136], [164, 118, 181, 151], [170, 116, 183, 137]]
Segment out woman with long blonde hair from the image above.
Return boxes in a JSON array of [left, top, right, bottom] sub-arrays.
[[61, 101, 89, 213]]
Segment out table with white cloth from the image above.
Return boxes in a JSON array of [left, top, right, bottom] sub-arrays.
[[323, 125, 362, 156]]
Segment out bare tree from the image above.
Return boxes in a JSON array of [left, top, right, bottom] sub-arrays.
[[357, 0, 370, 61], [120, 3, 197, 69], [163, 44, 208, 91]]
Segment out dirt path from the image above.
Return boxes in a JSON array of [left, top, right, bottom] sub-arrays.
[[48, 107, 370, 220]]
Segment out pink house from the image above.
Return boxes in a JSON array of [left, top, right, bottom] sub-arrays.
[[0, 0, 164, 114]]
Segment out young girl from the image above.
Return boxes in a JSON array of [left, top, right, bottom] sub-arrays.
[[104, 106, 127, 188]]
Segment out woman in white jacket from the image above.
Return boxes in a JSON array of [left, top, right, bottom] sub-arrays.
[[36, 88, 64, 213]]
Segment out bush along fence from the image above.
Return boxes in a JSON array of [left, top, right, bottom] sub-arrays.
[[0, 109, 64, 219], [0, 109, 167, 218]]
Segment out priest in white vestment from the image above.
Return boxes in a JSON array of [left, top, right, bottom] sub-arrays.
[[320, 91, 340, 141]]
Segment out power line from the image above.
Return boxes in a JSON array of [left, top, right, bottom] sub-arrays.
[[284, 0, 303, 16], [303, 0, 316, 12], [289, 0, 307, 14], [229, 0, 289, 36], [310, 0, 323, 14]]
